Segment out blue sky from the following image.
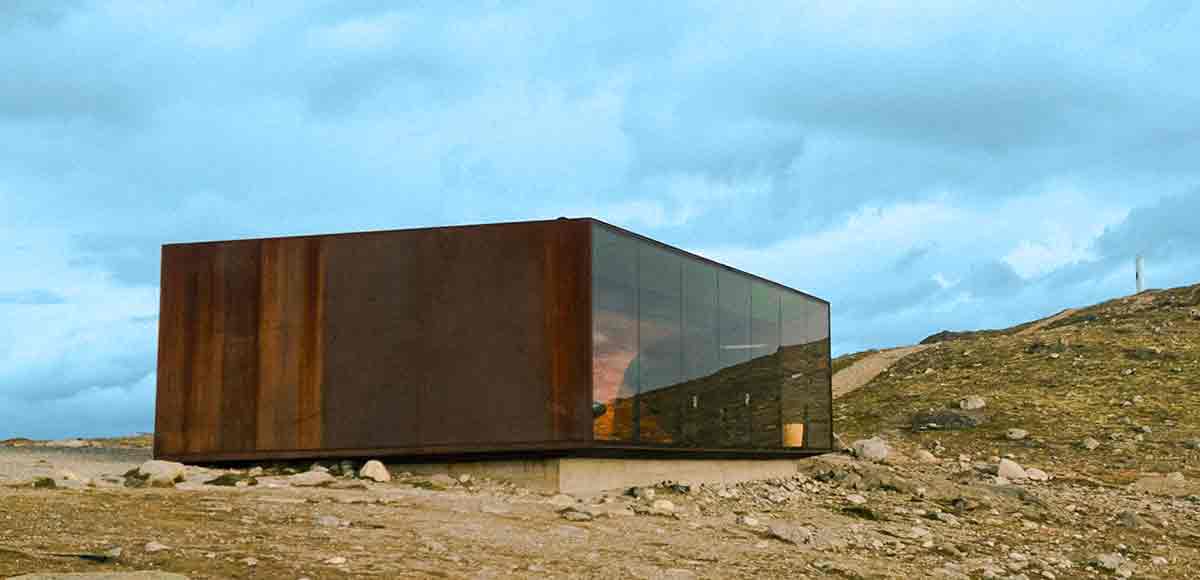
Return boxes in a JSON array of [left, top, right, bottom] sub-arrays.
[[3, 1, 1200, 438]]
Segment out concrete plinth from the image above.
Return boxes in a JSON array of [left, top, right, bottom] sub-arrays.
[[398, 457, 804, 494]]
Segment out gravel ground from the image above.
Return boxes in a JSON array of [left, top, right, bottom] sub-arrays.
[[0, 445, 150, 484]]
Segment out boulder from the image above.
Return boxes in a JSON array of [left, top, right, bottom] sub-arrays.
[[650, 499, 676, 513], [1093, 553, 1127, 571], [358, 460, 391, 482], [138, 460, 186, 487], [959, 396, 986, 411], [996, 459, 1027, 480], [911, 410, 984, 430], [288, 470, 336, 487], [144, 542, 171, 553], [914, 449, 940, 463], [851, 437, 890, 462]]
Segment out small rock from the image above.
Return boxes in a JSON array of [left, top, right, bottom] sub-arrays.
[[736, 515, 760, 527], [204, 473, 257, 487], [289, 470, 337, 487], [428, 474, 457, 487], [912, 410, 984, 430], [1185, 438, 1200, 450], [559, 506, 594, 522], [767, 523, 814, 545], [55, 470, 80, 481], [908, 526, 931, 539], [144, 541, 171, 553], [1093, 553, 1126, 571], [315, 515, 346, 528], [480, 501, 511, 515], [138, 460, 186, 487], [458, 473, 472, 484], [1080, 437, 1101, 450], [959, 396, 986, 411], [338, 460, 357, 476], [1006, 428, 1029, 441], [242, 557, 258, 567], [1025, 468, 1049, 482], [996, 459, 1027, 480], [324, 556, 348, 565], [629, 486, 656, 501], [650, 499, 675, 513], [852, 437, 890, 462], [1116, 510, 1143, 528], [845, 494, 867, 505], [549, 494, 576, 507], [1151, 556, 1168, 566], [358, 460, 391, 482], [915, 449, 940, 463]]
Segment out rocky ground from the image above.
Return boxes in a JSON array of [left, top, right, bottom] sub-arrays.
[[1, 434, 1198, 579]]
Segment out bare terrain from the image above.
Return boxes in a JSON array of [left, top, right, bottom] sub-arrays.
[[4, 285, 1200, 579]]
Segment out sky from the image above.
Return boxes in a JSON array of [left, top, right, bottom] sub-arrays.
[[3, 1, 1200, 439]]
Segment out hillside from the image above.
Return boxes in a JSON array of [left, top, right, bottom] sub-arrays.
[[835, 283, 1200, 484]]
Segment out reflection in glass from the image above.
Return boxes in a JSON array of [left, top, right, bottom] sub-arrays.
[[591, 223, 831, 450], [592, 226, 637, 441], [636, 245, 682, 442], [718, 271, 750, 368], [682, 261, 719, 382]]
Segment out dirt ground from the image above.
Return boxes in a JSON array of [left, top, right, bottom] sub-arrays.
[[2, 438, 1198, 580]]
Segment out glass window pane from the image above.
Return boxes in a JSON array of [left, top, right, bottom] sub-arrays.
[[780, 293, 831, 450], [592, 225, 638, 441], [682, 260, 719, 382], [750, 282, 781, 361], [637, 244, 682, 443], [718, 270, 750, 367]]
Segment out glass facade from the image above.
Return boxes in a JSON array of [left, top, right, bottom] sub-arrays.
[[591, 223, 832, 449]]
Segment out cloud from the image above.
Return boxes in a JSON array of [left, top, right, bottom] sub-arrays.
[[2, 1, 1200, 436], [0, 289, 66, 305]]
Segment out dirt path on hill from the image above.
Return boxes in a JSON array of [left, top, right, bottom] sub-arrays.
[[832, 345, 931, 399], [1016, 308, 1076, 335]]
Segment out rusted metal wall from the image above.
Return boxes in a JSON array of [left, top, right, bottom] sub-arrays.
[[155, 219, 592, 461]]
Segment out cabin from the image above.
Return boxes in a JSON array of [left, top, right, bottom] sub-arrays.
[[154, 218, 831, 462]]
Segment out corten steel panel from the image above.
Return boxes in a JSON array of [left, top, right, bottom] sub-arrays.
[[155, 219, 593, 462]]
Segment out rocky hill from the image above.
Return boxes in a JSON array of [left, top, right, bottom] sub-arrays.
[[835, 283, 1200, 485]]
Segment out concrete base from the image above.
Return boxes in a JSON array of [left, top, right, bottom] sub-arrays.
[[398, 457, 805, 495]]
